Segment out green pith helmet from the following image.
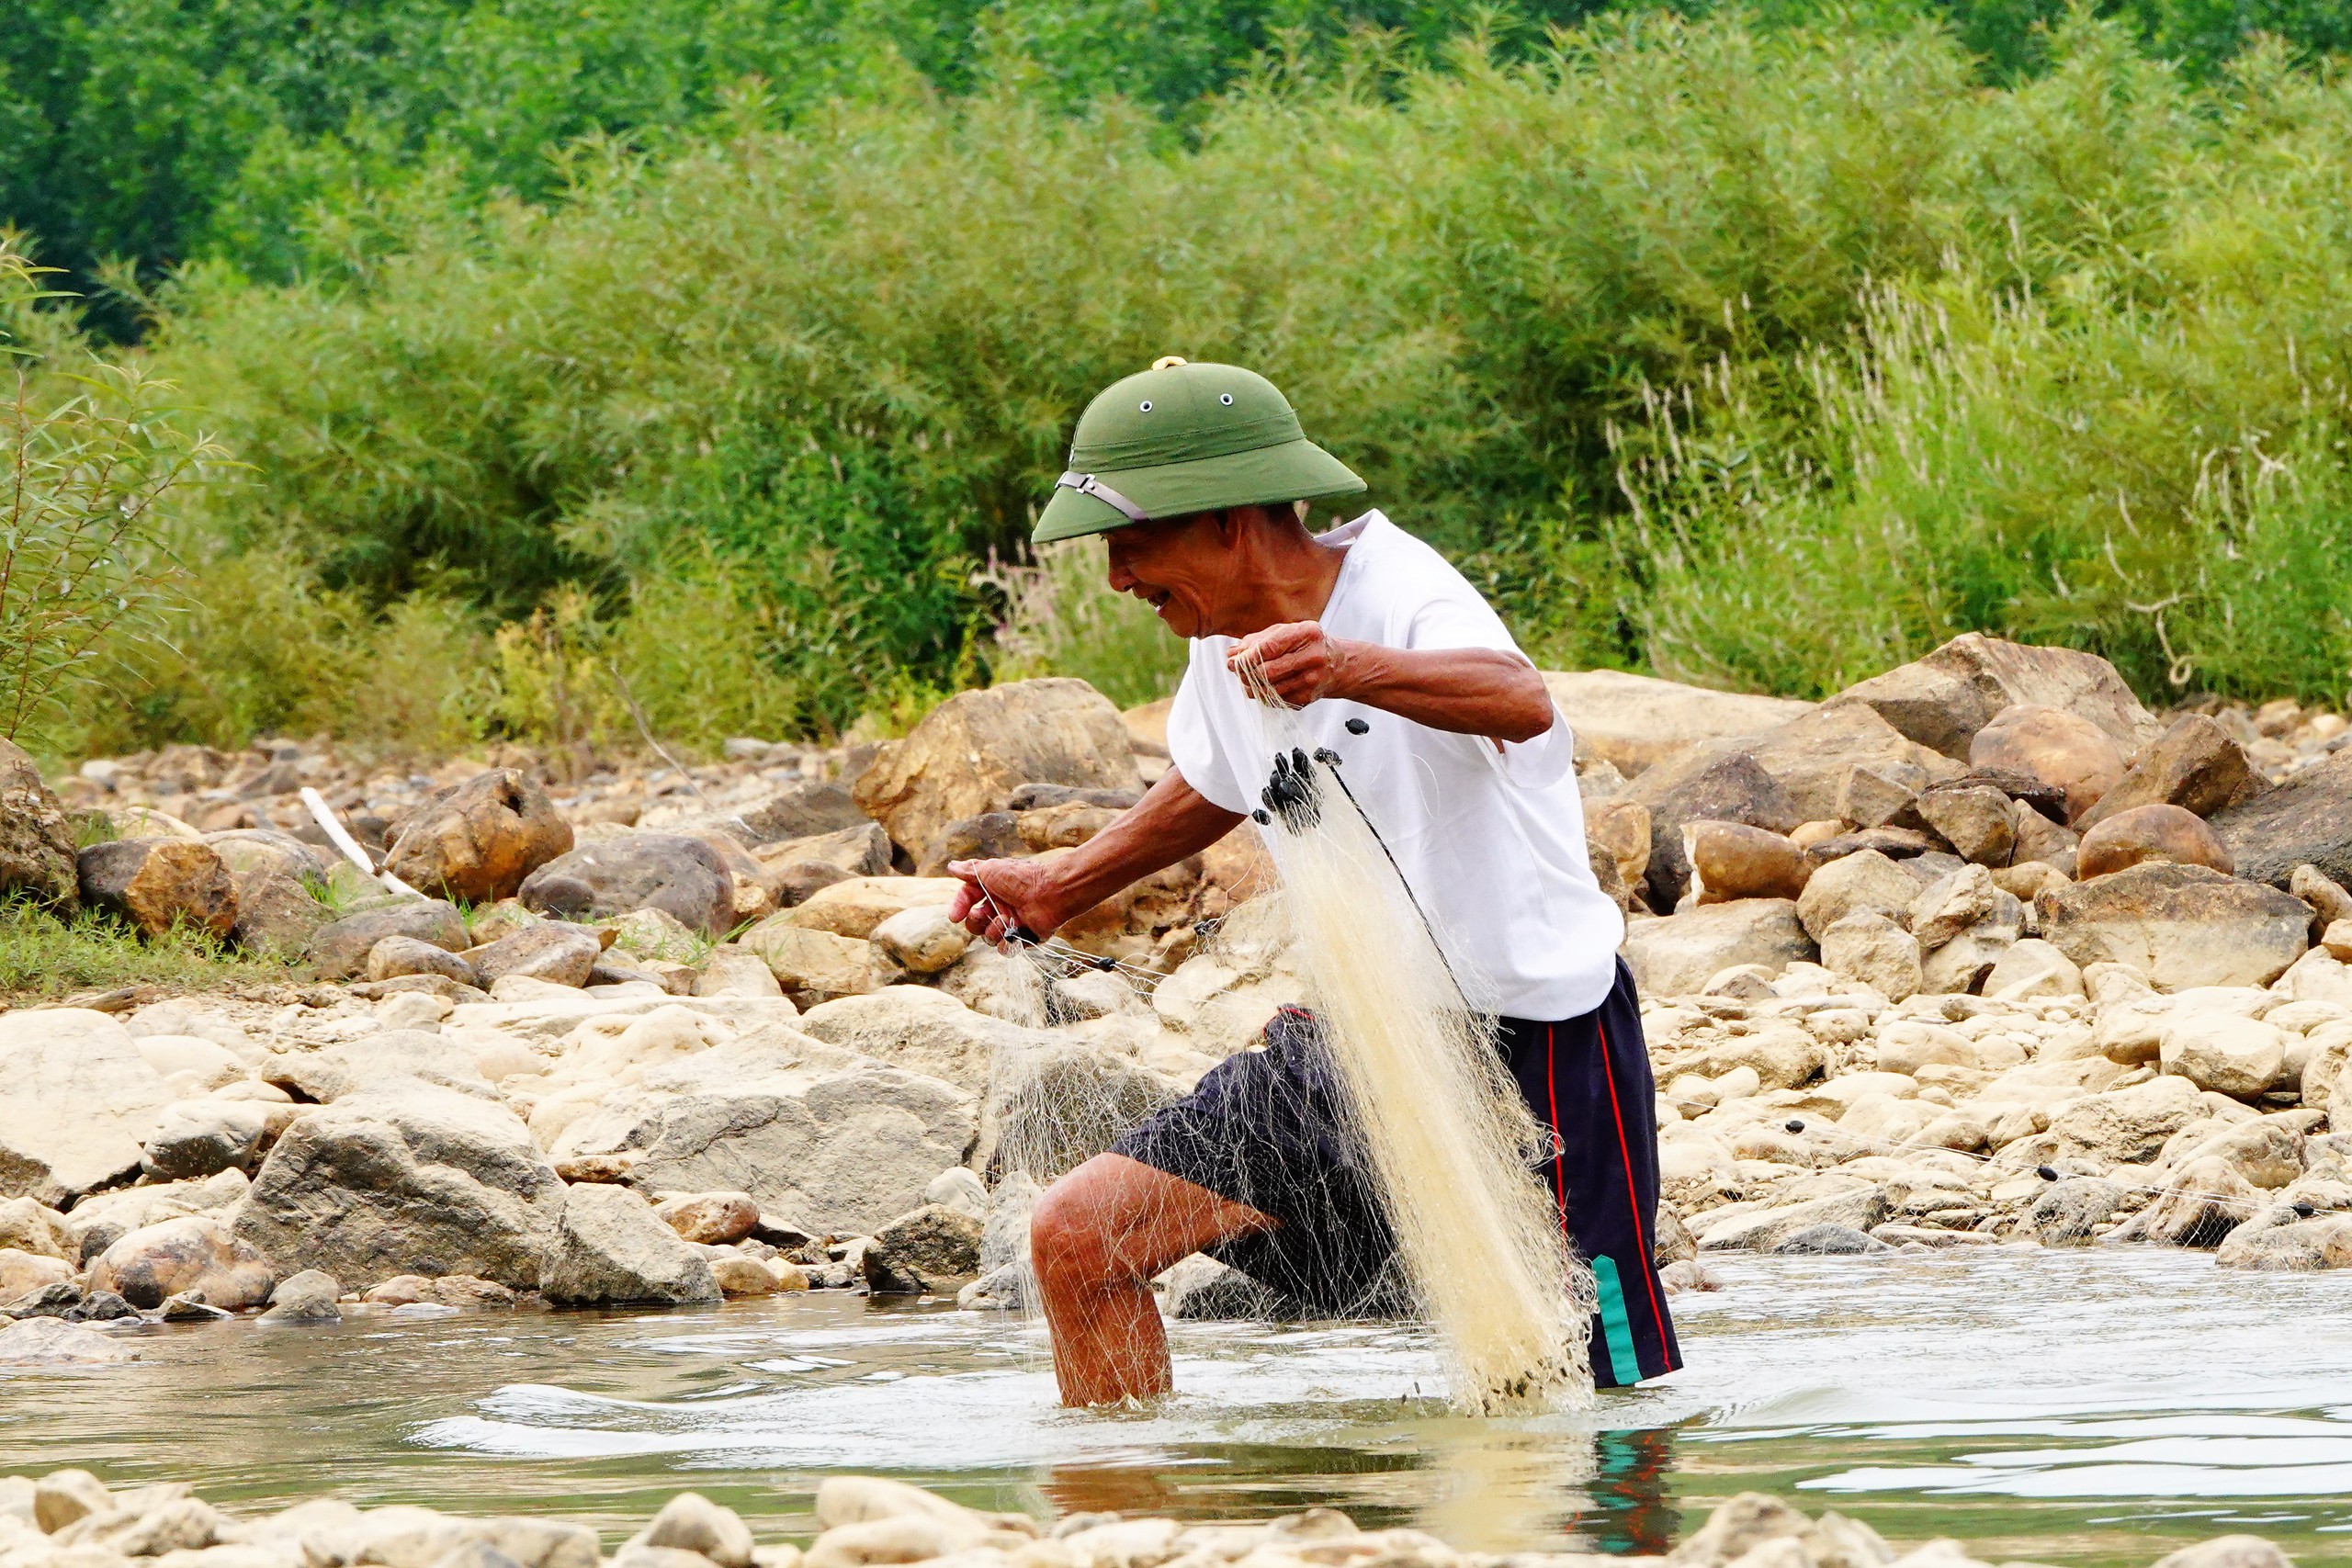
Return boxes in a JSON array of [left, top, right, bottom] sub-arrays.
[[1033, 358, 1366, 544]]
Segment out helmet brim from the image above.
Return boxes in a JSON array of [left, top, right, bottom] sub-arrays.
[[1033, 438, 1366, 545]]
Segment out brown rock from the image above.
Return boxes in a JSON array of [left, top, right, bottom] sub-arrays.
[[861, 1204, 984, 1295], [685, 829, 779, 924], [87, 1214, 276, 1310], [76, 839, 237, 939], [917, 812, 1026, 877], [367, 935, 481, 987], [2011, 798, 2080, 869], [2078, 714, 2264, 829], [1804, 826, 1939, 863], [1626, 750, 1800, 911], [1969, 706, 2125, 823], [852, 678, 1141, 857], [1834, 761, 1928, 831], [768, 860, 855, 908], [230, 869, 333, 955], [2211, 749, 2352, 892], [1736, 702, 1958, 824], [1584, 797, 1652, 896], [725, 780, 869, 844], [2293, 865, 2352, 936], [0, 739, 77, 908], [1831, 632, 2160, 761], [2037, 862, 2311, 989], [2077, 804, 2233, 879], [751, 821, 893, 880], [470, 922, 602, 987], [1917, 784, 2016, 866], [653, 1191, 760, 1246], [1685, 820, 1812, 903], [308, 898, 470, 979], [385, 770, 572, 904], [519, 835, 736, 935]]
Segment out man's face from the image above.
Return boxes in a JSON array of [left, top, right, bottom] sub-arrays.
[[1103, 512, 1239, 639]]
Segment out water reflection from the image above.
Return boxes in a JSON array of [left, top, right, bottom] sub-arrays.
[[2, 1251, 2348, 1566]]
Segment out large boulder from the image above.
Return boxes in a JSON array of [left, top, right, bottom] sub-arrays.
[[1796, 849, 1920, 942], [1916, 783, 2017, 866], [232, 1084, 566, 1290], [141, 1099, 272, 1179], [2080, 715, 2264, 829], [851, 679, 1142, 858], [1537, 670, 1813, 777], [1620, 900, 1813, 998], [1967, 705, 2126, 824], [75, 840, 236, 939], [2077, 805, 2233, 880], [86, 1215, 276, 1310], [228, 869, 333, 955], [2159, 1014, 2287, 1101], [0, 1010, 173, 1207], [540, 1183, 719, 1305], [547, 1043, 978, 1235], [860, 1205, 983, 1296], [725, 781, 871, 845], [1734, 702, 1959, 825], [385, 770, 573, 904], [2211, 750, 2352, 893], [2041, 1073, 2205, 1165], [1819, 912, 1922, 1001], [519, 836, 735, 936], [309, 898, 470, 980], [1626, 752, 1800, 910], [1829, 633, 2160, 761], [0, 739, 76, 907], [2037, 863, 2310, 989]]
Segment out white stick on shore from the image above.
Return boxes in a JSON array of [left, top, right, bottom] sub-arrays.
[[300, 785, 422, 898]]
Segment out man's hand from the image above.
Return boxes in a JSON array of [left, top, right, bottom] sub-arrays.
[[1227, 621, 1353, 707], [947, 856, 1070, 945]]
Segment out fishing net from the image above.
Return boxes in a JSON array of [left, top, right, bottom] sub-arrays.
[[974, 650, 1594, 1414]]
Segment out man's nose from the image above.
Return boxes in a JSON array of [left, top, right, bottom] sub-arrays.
[[1104, 546, 1136, 592]]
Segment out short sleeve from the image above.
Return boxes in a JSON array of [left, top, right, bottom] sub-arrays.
[[1165, 646, 1251, 815], [1403, 579, 1524, 659], [1491, 707, 1577, 790]]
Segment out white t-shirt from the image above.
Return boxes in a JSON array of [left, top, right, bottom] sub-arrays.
[[1166, 511, 1625, 1021]]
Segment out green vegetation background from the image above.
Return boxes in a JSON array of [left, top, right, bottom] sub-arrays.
[[5, 0, 2351, 761]]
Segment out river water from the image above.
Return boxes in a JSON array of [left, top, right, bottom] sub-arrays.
[[4, 1249, 2348, 1565]]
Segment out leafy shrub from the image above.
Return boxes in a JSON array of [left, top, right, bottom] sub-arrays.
[[0, 246, 226, 748]]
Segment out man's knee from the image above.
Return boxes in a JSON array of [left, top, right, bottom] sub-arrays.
[[1030, 1158, 1146, 1294]]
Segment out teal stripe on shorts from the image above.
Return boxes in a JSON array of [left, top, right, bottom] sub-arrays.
[[1590, 1255, 1643, 1386]]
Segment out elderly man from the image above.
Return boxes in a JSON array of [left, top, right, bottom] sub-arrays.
[[949, 358, 1679, 1406]]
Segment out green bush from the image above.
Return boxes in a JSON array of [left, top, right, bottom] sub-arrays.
[[21, 7, 2352, 757]]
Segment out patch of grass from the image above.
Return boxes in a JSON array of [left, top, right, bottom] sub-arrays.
[[0, 899, 300, 1002]]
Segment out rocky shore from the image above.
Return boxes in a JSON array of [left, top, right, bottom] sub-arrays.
[[2, 637, 2350, 1349], [0, 1468, 2300, 1568]]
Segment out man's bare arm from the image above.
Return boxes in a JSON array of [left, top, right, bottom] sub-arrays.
[[1232, 624, 1555, 744], [948, 766, 1243, 942]]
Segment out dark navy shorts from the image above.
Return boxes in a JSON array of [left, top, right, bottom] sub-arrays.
[[1111, 957, 1680, 1387]]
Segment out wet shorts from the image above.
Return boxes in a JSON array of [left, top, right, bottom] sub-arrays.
[[1110, 957, 1681, 1387]]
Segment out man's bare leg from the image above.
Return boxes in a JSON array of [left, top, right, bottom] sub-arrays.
[[1030, 1152, 1278, 1407]]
